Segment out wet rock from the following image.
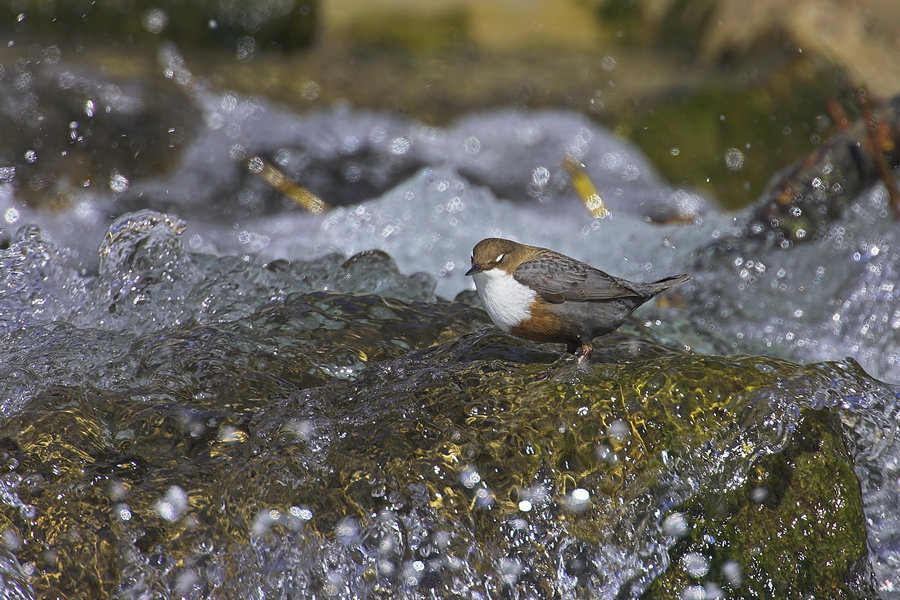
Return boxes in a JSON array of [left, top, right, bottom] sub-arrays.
[[0, 209, 890, 598], [743, 94, 900, 249], [0, 325, 881, 598], [644, 407, 871, 599]]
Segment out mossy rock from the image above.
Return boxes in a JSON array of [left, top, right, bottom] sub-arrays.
[[643, 407, 870, 599], [0, 300, 875, 597]]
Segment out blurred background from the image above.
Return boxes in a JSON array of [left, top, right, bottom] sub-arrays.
[[3, 0, 900, 216]]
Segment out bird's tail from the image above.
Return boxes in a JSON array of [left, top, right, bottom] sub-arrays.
[[648, 273, 691, 293]]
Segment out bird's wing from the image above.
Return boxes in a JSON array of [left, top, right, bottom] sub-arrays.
[[513, 255, 643, 303]]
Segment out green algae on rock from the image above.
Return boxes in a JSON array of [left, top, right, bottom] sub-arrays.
[[0, 318, 878, 597], [643, 407, 870, 599]]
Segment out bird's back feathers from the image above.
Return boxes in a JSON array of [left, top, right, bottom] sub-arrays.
[[512, 251, 673, 304]]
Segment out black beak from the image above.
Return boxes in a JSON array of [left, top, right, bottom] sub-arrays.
[[465, 264, 482, 276]]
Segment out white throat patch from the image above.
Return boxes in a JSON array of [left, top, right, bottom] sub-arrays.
[[472, 268, 536, 332]]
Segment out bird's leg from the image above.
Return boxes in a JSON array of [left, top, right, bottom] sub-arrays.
[[576, 344, 593, 367]]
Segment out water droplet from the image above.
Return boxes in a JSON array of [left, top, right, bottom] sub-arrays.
[[621, 164, 640, 181], [24, 150, 37, 164], [459, 465, 481, 488], [532, 166, 550, 187], [724, 147, 744, 171], [323, 571, 347, 595], [474, 487, 494, 508], [681, 585, 707, 600], [607, 419, 630, 442], [0, 166, 16, 183], [721, 560, 742, 586], [154, 485, 188, 522], [247, 156, 264, 174], [301, 80, 321, 101], [236, 36, 256, 61], [499, 558, 523, 584], [249, 507, 273, 536], [663, 512, 690, 537], [43, 45, 61, 64], [682, 552, 710, 578], [142, 9, 169, 34], [750, 486, 768, 503], [564, 488, 591, 513], [116, 504, 133, 521], [109, 171, 130, 193], [291, 506, 313, 521], [389, 137, 411, 155], [335, 516, 358, 543], [2, 529, 20, 552], [445, 196, 464, 213]]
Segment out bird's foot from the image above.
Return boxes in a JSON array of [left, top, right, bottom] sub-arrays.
[[550, 343, 592, 381], [576, 344, 593, 370]]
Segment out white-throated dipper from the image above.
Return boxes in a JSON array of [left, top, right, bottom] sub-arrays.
[[464, 237, 690, 365]]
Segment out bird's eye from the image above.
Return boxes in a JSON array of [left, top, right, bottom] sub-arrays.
[[495, 253, 505, 263]]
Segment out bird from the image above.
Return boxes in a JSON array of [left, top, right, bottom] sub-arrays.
[[464, 237, 690, 366]]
